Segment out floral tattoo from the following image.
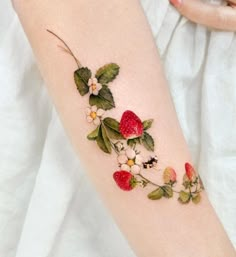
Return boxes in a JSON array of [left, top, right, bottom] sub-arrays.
[[47, 29, 204, 204]]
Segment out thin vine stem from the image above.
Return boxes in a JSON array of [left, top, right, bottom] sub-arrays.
[[47, 29, 82, 68], [137, 173, 161, 187], [137, 173, 180, 193]]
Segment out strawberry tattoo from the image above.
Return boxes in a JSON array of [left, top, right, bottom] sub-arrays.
[[185, 162, 196, 181], [119, 110, 144, 139], [48, 29, 204, 204], [113, 171, 137, 191]]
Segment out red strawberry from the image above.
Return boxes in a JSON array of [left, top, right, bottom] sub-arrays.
[[119, 110, 144, 139], [185, 162, 196, 181], [113, 170, 137, 191]]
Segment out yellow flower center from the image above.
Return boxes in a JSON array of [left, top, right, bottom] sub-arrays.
[[90, 111, 97, 119], [127, 159, 134, 167], [91, 84, 97, 91]]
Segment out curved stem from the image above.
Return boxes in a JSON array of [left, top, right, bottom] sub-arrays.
[[47, 29, 82, 68], [137, 173, 161, 187], [137, 173, 181, 193]]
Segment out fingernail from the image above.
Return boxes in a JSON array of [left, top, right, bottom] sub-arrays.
[[170, 0, 182, 7]]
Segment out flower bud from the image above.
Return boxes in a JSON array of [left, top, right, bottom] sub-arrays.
[[163, 167, 177, 184], [185, 162, 196, 181]]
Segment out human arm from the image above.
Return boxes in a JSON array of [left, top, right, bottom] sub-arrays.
[[13, 0, 236, 256]]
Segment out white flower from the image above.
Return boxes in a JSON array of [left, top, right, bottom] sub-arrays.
[[117, 148, 143, 174], [86, 105, 105, 125], [88, 77, 102, 95]]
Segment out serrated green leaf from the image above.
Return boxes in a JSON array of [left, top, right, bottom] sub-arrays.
[[89, 86, 115, 110], [192, 193, 201, 204], [74, 67, 91, 96], [87, 126, 100, 140], [99, 86, 115, 105], [148, 187, 164, 200], [143, 119, 153, 130], [178, 191, 191, 204], [96, 126, 111, 154], [162, 186, 173, 198], [141, 132, 155, 151], [95, 63, 119, 84]]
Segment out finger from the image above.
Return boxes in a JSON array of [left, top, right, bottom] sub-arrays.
[[170, 0, 236, 31], [227, 0, 236, 6]]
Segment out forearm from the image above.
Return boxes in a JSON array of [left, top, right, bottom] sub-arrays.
[[14, 0, 235, 256]]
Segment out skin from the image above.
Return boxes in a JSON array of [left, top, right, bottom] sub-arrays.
[[170, 0, 236, 31], [13, 0, 236, 256]]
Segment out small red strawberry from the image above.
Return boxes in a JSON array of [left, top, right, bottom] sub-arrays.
[[185, 162, 196, 181], [119, 110, 144, 139], [113, 170, 137, 191]]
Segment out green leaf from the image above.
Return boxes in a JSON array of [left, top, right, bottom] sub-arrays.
[[87, 126, 100, 140], [103, 125, 124, 140], [95, 63, 120, 84], [141, 132, 155, 151], [148, 187, 164, 200], [74, 67, 91, 96], [192, 193, 201, 204], [143, 119, 153, 130], [101, 125, 112, 153], [89, 86, 115, 110], [127, 138, 141, 147], [96, 125, 112, 154], [103, 117, 120, 132], [178, 191, 191, 204], [162, 186, 173, 198], [99, 86, 115, 105]]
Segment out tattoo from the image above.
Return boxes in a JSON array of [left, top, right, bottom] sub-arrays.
[[143, 155, 158, 169], [47, 29, 204, 204]]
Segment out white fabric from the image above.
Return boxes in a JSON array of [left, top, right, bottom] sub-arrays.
[[0, 0, 236, 256]]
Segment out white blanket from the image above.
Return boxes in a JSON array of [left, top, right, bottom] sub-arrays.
[[0, 0, 235, 256]]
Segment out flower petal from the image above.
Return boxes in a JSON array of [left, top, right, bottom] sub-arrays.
[[91, 105, 97, 112], [93, 89, 99, 95], [87, 116, 93, 123], [121, 164, 130, 171], [118, 154, 128, 164], [97, 109, 105, 116], [93, 117, 101, 126], [89, 87, 93, 94], [131, 165, 140, 174], [126, 148, 136, 159], [135, 154, 143, 165], [85, 107, 91, 115], [88, 78, 92, 86], [97, 83, 102, 91], [92, 77, 98, 84]]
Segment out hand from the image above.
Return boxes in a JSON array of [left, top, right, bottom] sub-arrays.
[[170, 0, 236, 31]]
